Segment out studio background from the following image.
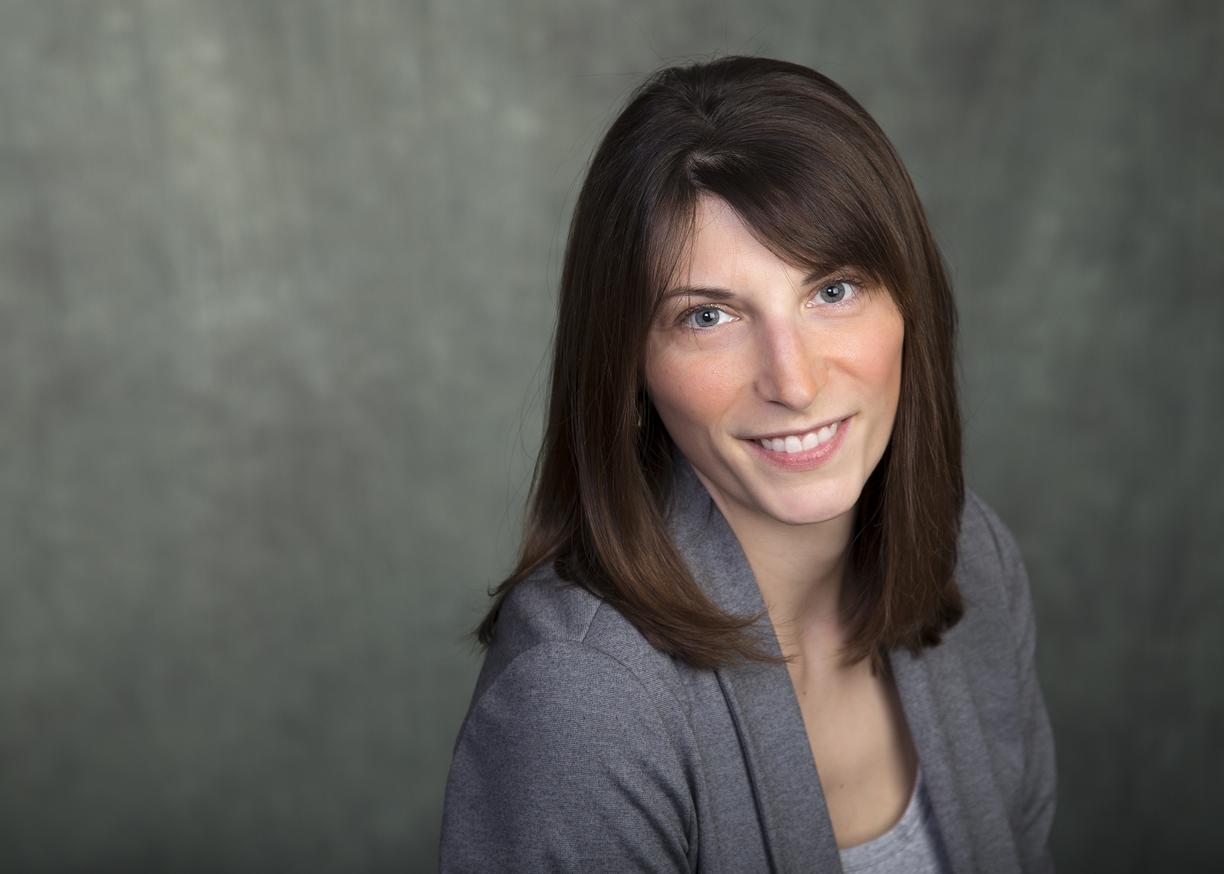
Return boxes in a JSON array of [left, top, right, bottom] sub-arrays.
[[1, 1, 1220, 872]]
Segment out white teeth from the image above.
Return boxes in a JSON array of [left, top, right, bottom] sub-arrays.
[[758, 420, 840, 454]]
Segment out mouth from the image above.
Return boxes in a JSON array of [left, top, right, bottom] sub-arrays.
[[746, 414, 850, 446], [742, 415, 852, 470]]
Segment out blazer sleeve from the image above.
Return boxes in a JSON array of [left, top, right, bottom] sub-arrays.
[[438, 640, 694, 873], [988, 508, 1059, 874]]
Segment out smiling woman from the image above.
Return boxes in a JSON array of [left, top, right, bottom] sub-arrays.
[[440, 56, 1056, 874], [645, 194, 906, 551]]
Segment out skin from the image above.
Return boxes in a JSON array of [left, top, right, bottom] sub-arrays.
[[643, 193, 916, 848], [643, 193, 906, 662]]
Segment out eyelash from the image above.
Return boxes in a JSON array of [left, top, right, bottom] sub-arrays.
[[676, 275, 866, 331]]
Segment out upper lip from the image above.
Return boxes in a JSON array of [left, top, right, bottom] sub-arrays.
[[745, 414, 850, 441]]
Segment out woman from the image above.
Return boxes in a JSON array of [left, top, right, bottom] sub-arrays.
[[439, 55, 1056, 874]]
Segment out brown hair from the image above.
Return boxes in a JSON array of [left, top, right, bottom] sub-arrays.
[[475, 55, 965, 674]]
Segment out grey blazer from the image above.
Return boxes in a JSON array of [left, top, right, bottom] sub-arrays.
[[439, 453, 1057, 873]]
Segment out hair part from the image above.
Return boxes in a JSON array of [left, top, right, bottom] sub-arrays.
[[475, 55, 965, 674]]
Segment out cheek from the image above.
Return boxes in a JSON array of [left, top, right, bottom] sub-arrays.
[[842, 295, 903, 371], [860, 315, 904, 407], [645, 349, 737, 431]]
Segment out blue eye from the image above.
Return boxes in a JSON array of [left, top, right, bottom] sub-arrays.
[[683, 306, 734, 329], [816, 280, 859, 305]]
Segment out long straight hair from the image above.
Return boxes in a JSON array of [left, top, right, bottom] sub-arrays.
[[476, 55, 965, 674]]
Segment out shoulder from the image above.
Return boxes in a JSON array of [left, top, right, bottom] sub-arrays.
[[441, 566, 697, 870], [955, 490, 1058, 867], [460, 559, 699, 763], [960, 487, 1027, 577], [471, 563, 690, 710], [957, 486, 1035, 625], [943, 486, 1044, 692]]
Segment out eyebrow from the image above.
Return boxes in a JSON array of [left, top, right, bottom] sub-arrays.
[[659, 268, 838, 302]]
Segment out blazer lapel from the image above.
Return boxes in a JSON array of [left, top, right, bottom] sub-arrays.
[[663, 448, 1019, 874], [888, 616, 1022, 874], [665, 450, 841, 872]]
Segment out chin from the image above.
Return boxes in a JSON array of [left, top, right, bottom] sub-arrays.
[[766, 499, 854, 527], [753, 481, 861, 527]]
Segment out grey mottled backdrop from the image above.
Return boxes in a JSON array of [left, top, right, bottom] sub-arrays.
[[1, 1, 1220, 872]]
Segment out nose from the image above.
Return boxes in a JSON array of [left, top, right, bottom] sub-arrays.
[[754, 320, 825, 410]]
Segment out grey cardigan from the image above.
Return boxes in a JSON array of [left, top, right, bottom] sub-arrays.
[[439, 453, 1057, 873]]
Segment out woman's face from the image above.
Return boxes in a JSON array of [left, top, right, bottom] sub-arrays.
[[644, 194, 905, 531]]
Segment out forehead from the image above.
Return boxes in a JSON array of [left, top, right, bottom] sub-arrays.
[[666, 194, 805, 290]]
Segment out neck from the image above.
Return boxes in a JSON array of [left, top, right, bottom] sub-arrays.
[[706, 490, 857, 665]]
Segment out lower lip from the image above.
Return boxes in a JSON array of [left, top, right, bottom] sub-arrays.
[[744, 416, 852, 471]]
